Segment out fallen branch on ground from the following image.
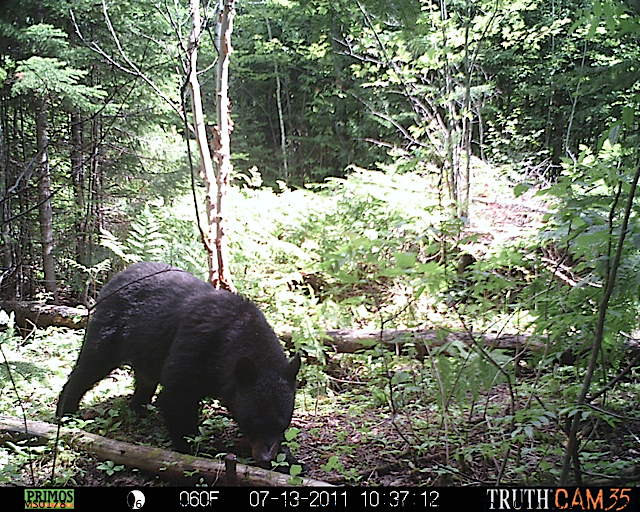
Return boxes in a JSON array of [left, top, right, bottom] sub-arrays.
[[0, 416, 331, 487]]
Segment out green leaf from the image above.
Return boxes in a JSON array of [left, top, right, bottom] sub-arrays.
[[622, 106, 635, 127], [608, 123, 621, 145], [514, 182, 531, 197], [321, 456, 340, 472], [285, 427, 300, 442], [393, 251, 416, 268]]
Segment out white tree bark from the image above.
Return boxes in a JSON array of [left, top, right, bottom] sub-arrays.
[[187, 0, 219, 285], [211, 0, 236, 292]]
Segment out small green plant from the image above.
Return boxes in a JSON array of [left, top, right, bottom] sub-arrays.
[[287, 463, 303, 486], [320, 455, 341, 473], [194, 476, 210, 487], [61, 258, 111, 301], [96, 460, 125, 476], [52, 466, 78, 487], [0, 462, 21, 483], [320, 454, 362, 483], [282, 427, 301, 453], [92, 407, 123, 433]]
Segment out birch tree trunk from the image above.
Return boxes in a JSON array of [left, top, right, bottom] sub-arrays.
[[211, 0, 236, 292], [187, 0, 235, 291], [187, 0, 218, 285]]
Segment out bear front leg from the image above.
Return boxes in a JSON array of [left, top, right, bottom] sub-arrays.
[[156, 389, 200, 453], [130, 372, 159, 417]]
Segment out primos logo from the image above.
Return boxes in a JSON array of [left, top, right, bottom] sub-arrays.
[[24, 489, 74, 509]]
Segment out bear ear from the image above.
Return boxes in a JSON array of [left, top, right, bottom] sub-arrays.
[[285, 353, 301, 382], [235, 357, 258, 387]]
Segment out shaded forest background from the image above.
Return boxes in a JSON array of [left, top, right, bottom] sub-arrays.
[[2, 0, 640, 487], [1, 0, 638, 299]]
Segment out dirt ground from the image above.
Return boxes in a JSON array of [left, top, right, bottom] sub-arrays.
[[18, 384, 640, 488]]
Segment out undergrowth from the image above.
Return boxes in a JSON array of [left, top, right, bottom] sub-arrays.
[[2, 164, 640, 486]]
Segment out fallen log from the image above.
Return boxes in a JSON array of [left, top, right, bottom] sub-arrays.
[[0, 416, 331, 487], [0, 301, 536, 355], [279, 329, 538, 356], [1, 301, 88, 329]]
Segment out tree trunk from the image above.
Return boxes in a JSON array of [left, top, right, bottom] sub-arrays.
[[70, 111, 92, 304], [211, 0, 236, 292], [187, 0, 235, 292], [0, 104, 14, 299], [89, 109, 102, 238], [440, 0, 458, 206], [70, 111, 86, 269], [1, 301, 88, 329], [35, 97, 57, 303], [278, 328, 537, 356], [1, 298, 538, 356], [18, 99, 33, 298], [187, 0, 218, 286], [265, 16, 288, 179], [460, 10, 472, 219]]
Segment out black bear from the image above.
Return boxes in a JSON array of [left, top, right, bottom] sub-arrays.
[[57, 262, 301, 465]]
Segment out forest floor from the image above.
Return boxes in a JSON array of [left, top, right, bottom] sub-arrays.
[[19, 392, 640, 488], [9, 183, 640, 488]]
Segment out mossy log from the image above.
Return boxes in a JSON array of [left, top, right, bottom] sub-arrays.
[[0, 416, 331, 487]]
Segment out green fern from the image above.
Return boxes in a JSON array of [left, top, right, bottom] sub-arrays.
[[127, 206, 167, 262], [100, 206, 167, 264]]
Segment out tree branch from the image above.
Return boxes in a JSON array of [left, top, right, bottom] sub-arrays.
[[70, 5, 190, 129]]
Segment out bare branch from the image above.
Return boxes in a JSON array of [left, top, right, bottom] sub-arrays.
[[70, 5, 189, 129], [350, 92, 429, 150]]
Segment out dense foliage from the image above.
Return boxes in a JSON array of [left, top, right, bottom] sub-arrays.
[[1, 0, 640, 487]]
